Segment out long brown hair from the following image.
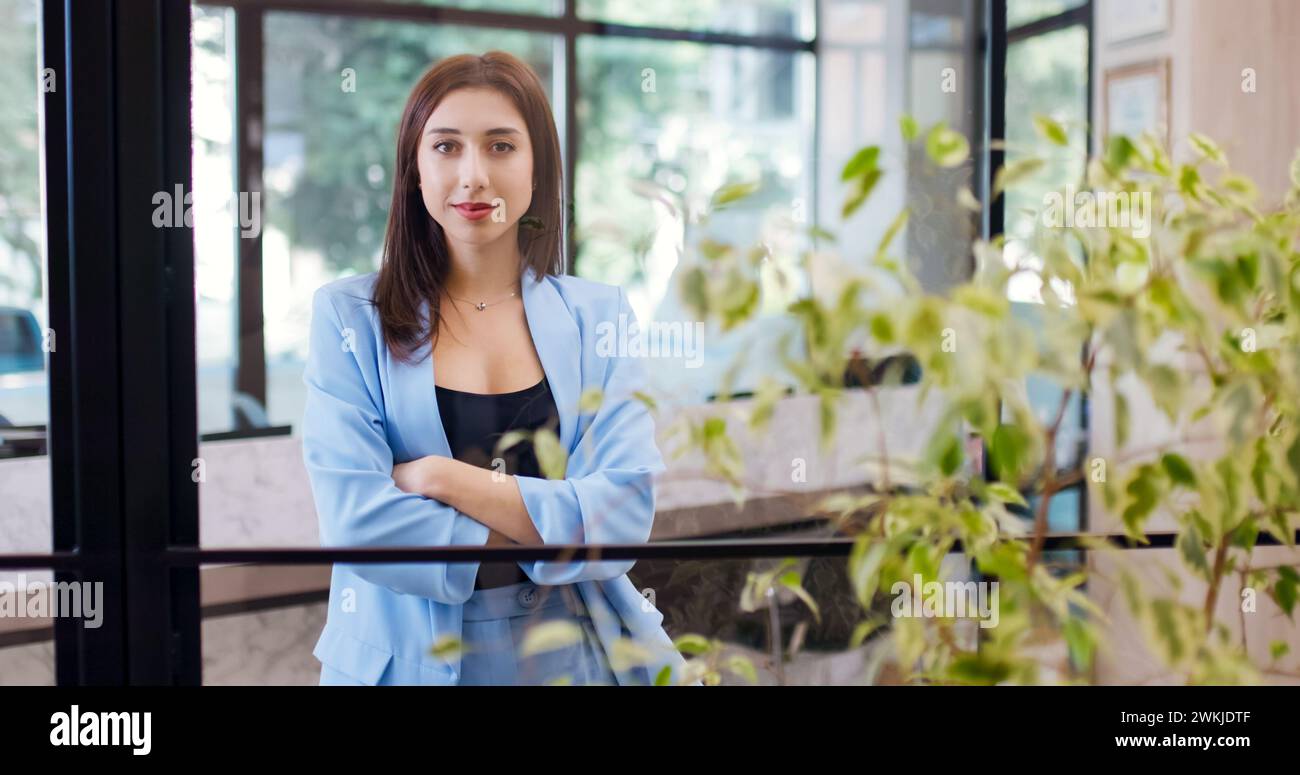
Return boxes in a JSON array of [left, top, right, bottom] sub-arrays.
[[373, 51, 564, 364]]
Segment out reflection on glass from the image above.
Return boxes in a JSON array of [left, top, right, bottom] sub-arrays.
[[1001, 22, 1089, 541], [579, 0, 814, 40], [0, 0, 46, 434], [1003, 24, 1088, 303], [576, 35, 814, 402], [0, 0, 54, 685], [383, 0, 561, 14], [193, 4, 239, 435], [1007, 0, 1087, 28]]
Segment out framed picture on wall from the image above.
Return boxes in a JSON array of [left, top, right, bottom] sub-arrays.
[[1103, 59, 1170, 147], [1102, 0, 1171, 46]]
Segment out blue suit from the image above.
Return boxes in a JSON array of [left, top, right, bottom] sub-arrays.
[[301, 266, 691, 685]]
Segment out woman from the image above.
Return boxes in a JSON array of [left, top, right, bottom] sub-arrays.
[[301, 51, 687, 685]]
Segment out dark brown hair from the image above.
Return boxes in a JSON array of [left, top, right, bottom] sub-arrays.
[[373, 51, 564, 364]]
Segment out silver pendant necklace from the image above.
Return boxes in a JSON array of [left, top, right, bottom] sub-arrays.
[[446, 287, 519, 311]]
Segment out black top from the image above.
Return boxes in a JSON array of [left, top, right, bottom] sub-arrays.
[[436, 375, 561, 589]]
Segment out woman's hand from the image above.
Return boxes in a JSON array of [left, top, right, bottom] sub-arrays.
[[391, 456, 443, 498]]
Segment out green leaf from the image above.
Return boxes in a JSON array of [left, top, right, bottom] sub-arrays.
[[868, 313, 894, 343], [873, 208, 909, 262], [1150, 599, 1184, 662], [518, 620, 584, 657], [850, 618, 884, 648], [807, 225, 837, 242], [1160, 453, 1196, 488], [947, 654, 1012, 685], [725, 655, 759, 684], [672, 633, 713, 655], [1231, 519, 1258, 550], [841, 145, 881, 182], [1033, 114, 1069, 146], [1275, 567, 1299, 619], [608, 637, 656, 671], [993, 157, 1045, 198], [679, 265, 709, 318], [926, 123, 970, 168], [494, 430, 530, 458], [632, 390, 658, 414], [849, 538, 887, 607], [953, 285, 1011, 317], [777, 572, 822, 623], [1063, 617, 1096, 671], [532, 427, 568, 480], [1189, 132, 1227, 165], [1105, 135, 1137, 171], [428, 634, 462, 660], [1145, 364, 1183, 423], [1114, 391, 1130, 448], [1179, 164, 1202, 199], [985, 481, 1027, 508], [899, 114, 919, 143], [711, 180, 761, 208], [1121, 464, 1163, 539], [926, 431, 964, 477], [990, 424, 1032, 483], [1176, 524, 1209, 573], [697, 238, 734, 262], [578, 386, 604, 414], [842, 168, 883, 218]]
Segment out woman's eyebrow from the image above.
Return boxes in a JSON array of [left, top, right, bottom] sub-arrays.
[[424, 126, 522, 136]]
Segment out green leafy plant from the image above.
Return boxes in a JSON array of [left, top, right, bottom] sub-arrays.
[[649, 116, 1300, 685]]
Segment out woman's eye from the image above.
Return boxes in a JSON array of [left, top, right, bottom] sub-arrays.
[[433, 140, 457, 153], [491, 141, 516, 153]]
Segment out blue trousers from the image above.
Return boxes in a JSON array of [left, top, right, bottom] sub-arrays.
[[318, 580, 617, 686]]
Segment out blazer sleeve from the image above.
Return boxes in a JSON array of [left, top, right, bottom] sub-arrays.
[[301, 286, 491, 604], [512, 286, 668, 585]]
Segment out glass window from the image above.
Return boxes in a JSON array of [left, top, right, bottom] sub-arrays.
[[193, 4, 239, 436], [384, 0, 561, 14], [1003, 23, 1088, 303], [1000, 13, 1091, 539], [0, 0, 54, 685], [0, 0, 47, 434], [575, 35, 815, 401], [579, 0, 814, 41], [1007, 0, 1087, 28]]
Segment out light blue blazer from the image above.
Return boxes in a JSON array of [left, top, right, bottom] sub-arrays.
[[301, 266, 690, 685]]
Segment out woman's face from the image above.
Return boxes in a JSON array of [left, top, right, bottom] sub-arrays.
[[417, 87, 535, 250]]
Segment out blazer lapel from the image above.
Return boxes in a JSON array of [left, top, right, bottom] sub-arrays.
[[383, 311, 448, 463], [520, 268, 581, 459]]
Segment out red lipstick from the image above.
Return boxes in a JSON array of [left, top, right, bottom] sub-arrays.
[[453, 202, 496, 221]]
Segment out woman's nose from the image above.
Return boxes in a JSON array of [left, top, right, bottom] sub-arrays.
[[459, 148, 490, 190]]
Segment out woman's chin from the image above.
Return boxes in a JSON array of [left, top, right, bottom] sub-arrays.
[[443, 225, 515, 248]]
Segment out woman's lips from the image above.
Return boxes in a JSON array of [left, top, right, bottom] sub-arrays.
[[453, 202, 495, 221]]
